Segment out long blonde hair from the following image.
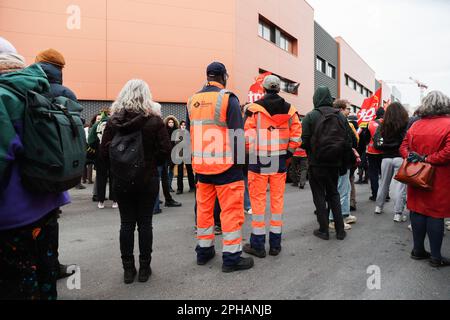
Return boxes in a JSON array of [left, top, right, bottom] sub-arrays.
[[111, 79, 156, 115]]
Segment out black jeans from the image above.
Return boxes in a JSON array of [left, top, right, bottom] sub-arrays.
[[177, 163, 195, 192], [367, 154, 383, 198], [96, 158, 116, 202], [160, 161, 174, 202], [117, 179, 159, 262], [410, 211, 445, 260], [309, 166, 344, 233]]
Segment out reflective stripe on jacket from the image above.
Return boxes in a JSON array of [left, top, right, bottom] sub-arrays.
[[188, 88, 234, 175]]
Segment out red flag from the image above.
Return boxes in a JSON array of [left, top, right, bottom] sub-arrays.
[[357, 88, 382, 127], [247, 72, 271, 103]]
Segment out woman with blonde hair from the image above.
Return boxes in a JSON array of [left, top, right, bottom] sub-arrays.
[[400, 90, 450, 268], [101, 80, 171, 283]]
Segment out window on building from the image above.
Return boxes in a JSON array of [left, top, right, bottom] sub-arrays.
[[279, 34, 291, 52], [316, 57, 326, 73], [357, 84, 363, 94], [258, 21, 272, 42], [326, 63, 336, 79], [348, 78, 356, 90], [259, 15, 297, 55]]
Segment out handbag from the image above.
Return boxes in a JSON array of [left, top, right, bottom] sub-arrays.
[[394, 159, 435, 191]]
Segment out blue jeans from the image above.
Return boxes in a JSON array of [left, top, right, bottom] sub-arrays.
[[244, 174, 251, 211], [330, 170, 351, 221]]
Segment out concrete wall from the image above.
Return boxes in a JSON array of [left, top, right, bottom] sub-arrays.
[[336, 36, 375, 108], [1, 0, 314, 115], [0, 0, 235, 103], [234, 0, 314, 115], [314, 21, 338, 98]]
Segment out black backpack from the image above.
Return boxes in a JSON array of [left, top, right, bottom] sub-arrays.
[[109, 130, 146, 192], [373, 121, 384, 150], [311, 108, 347, 162]]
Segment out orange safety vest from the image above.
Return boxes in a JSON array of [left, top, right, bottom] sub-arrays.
[[187, 84, 234, 175], [245, 103, 301, 157], [367, 119, 383, 155]]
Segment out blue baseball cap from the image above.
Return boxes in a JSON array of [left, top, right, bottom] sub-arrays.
[[206, 62, 228, 77]]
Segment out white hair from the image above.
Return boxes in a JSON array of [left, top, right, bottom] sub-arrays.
[[152, 102, 162, 117], [417, 91, 450, 117], [111, 79, 156, 115]]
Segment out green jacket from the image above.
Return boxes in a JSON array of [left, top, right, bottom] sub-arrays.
[[301, 86, 354, 168], [0, 64, 50, 180]]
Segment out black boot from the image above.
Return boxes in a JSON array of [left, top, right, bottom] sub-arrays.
[[138, 258, 152, 283], [122, 257, 137, 284], [243, 243, 266, 258], [57, 263, 76, 280], [165, 199, 182, 207], [222, 257, 254, 273]]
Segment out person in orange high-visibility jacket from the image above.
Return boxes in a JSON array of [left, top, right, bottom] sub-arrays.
[[243, 75, 302, 258], [365, 107, 385, 200], [290, 146, 309, 189], [186, 62, 254, 273]]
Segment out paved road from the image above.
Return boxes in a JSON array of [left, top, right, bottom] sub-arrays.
[[57, 181, 449, 300]]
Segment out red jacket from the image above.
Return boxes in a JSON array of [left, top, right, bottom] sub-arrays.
[[400, 116, 450, 219]]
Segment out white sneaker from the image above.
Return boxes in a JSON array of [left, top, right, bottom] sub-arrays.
[[112, 202, 119, 209], [345, 215, 358, 225], [375, 206, 383, 215], [245, 208, 253, 215], [408, 224, 412, 231], [98, 202, 105, 209], [329, 222, 352, 232], [446, 221, 450, 226], [447, 225, 450, 232], [401, 214, 408, 222], [394, 214, 402, 223]]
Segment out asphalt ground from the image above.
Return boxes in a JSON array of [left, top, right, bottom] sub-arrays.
[[57, 180, 449, 300]]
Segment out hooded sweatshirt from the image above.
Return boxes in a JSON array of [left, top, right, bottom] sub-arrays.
[[301, 86, 353, 167], [0, 64, 70, 231]]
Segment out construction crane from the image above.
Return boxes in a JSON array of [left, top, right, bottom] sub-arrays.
[[384, 77, 429, 102], [409, 77, 429, 101]]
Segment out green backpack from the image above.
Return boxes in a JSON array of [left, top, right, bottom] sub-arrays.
[[0, 84, 86, 193]]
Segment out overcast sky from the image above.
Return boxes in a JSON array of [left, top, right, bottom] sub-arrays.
[[307, 0, 450, 108]]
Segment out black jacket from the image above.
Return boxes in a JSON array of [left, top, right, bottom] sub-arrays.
[[101, 110, 171, 181], [377, 125, 407, 159], [39, 62, 78, 101]]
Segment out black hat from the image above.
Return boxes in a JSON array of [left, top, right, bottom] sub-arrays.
[[207, 62, 228, 77]]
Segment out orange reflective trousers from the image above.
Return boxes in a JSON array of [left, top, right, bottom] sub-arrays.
[[248, 171, 286, 250], [196, 180, 245, 264]]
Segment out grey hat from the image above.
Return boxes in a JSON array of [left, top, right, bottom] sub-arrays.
[[263, 75, 281, 92], [0, 37, 17, 54]]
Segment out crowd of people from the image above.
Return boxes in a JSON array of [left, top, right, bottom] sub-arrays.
[[0, 36, 449, 300]]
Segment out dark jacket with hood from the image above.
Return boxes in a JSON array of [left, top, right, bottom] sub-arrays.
[[301, 86, 353, 168], [38, 62, 78, 102], [164, 115, 180, 149], [101, 109, 171, 187]]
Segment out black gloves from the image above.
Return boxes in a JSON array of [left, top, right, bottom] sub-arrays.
[[407, 152, 426, 163]]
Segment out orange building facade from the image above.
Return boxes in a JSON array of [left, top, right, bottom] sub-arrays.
[[1, 0, 315, 115]]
